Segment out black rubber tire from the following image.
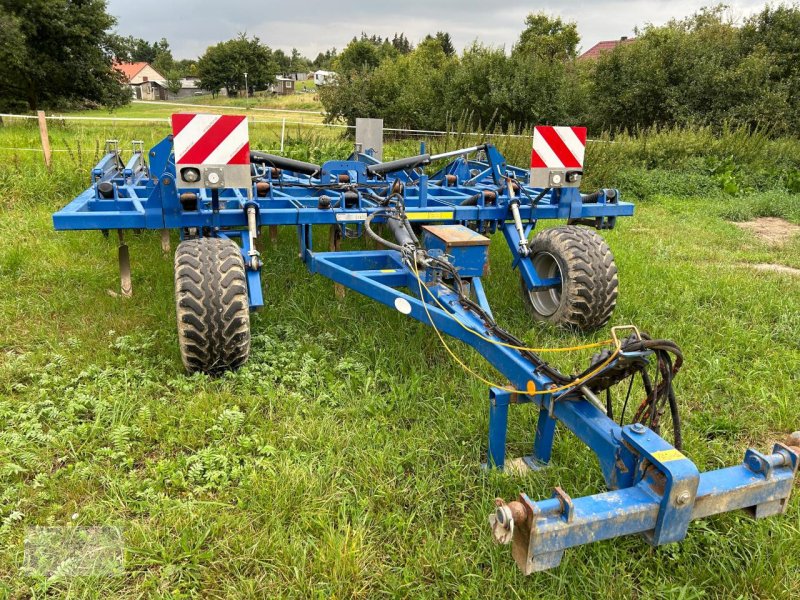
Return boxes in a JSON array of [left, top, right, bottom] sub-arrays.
[[520, 225, 618, 331], [174, 237, 250, 374]]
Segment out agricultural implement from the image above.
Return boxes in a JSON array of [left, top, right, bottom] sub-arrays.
[[53, 114, 797, 574]]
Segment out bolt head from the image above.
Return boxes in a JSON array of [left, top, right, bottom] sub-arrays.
[[675, 491, 691, 506], [631, 423, 646, 434]]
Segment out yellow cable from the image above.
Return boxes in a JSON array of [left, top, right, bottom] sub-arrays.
[[417, 262, 612, 353], [411, 260, 620, 396]]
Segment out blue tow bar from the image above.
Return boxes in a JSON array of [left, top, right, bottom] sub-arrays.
[[308, 248, 799, 574]]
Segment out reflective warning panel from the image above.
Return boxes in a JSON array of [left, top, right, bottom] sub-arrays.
[[171, 113, 250, 189], [530, 126, 586, 188]]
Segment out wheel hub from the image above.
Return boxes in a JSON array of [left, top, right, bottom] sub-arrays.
[[526, 252, 563, 317]]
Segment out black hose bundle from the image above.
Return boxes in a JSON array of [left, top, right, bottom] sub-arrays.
[[590, 334, 684, 449]]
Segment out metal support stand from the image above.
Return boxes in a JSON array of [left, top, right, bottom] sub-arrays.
[[525, 407, 557, 470], [486, 389, 555, 471], [486, 388, 511, 469]]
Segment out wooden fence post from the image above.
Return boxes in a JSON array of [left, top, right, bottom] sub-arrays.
[[37, 111, 52, 170]]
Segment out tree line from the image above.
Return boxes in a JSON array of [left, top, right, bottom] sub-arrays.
[[0, 0, 336, 111], [1, 0, 799, 140], [321, 4, 800, 137]]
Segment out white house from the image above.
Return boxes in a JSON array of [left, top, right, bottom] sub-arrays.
[[311, 70, 336, 86], [115, 62, 167, 101]]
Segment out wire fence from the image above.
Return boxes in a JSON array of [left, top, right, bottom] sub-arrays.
[[0, 110, 568, 170], [0, 111, 540, 138]]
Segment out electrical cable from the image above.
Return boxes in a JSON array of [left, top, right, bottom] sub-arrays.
[[410, 259, 620, 396]]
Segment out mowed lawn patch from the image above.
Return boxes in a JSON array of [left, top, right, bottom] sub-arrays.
[[0, 140, 798, 598]]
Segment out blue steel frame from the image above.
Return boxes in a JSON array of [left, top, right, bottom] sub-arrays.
[[53, 135, 797, 573], [308, 248, 798, 572], [53, 135, 632, 311]]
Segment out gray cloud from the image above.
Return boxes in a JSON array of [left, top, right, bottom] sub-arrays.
[[107, 0, 768, 59]]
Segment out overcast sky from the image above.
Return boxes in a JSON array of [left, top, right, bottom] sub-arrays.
[[106, 0, 768, 60]]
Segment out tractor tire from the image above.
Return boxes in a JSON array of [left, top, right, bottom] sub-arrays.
[[174, 237, 250, 374], [520, 225, 618, 331]]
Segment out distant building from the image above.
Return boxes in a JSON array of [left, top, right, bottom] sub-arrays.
[[115, 64, 210, 100], [115, 62, 167, 100], [578, 37, 636, 61], [272, 77, 295, 95], [288, 72, 308, 81], [174, 77, 206, 99], [310, 70, 336, 86]]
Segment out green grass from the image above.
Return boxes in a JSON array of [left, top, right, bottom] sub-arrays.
[[51, 94, 326, 123], [0, 123, 799, 598]]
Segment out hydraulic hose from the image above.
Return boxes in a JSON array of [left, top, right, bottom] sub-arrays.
[[250, 151, 321, 177], [367, 154, 431, 176], [364, 211, 404, 252], [581, 190, 617, 203], [387, 215, 416, 248]]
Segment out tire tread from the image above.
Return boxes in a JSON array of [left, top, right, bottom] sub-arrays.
[[521, 225, 618, 331], [174, 237, 250, 374]]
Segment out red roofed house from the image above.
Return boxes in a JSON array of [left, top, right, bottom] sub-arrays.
[[578, 37, 636, 61], [115, 62, 168, 100]]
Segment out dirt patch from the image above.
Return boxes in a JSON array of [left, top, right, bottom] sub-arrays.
[[733, 217, 800, 245], [738, 263, 800, 276]]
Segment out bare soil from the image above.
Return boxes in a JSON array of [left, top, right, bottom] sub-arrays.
[[740, 263, 800, 276], [733, 217, 800, 245]]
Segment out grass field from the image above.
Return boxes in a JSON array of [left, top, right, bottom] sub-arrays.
[[54, 94, 326, 124], [0, 119, 799, 598]]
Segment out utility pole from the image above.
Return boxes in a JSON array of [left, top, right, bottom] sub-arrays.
[[243, 72, 249, 109]]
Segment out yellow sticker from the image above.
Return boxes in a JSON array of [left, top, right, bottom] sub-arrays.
[[651, 449, 687, 463], [379, 269, 398, 273], [407, 211, 454, 221]]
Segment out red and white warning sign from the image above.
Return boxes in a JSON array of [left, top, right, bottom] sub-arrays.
[[530, 125, 586, 188], [171, 113, 250, 189]]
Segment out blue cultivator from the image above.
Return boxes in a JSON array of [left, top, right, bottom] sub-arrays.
[[53, 116, 797, 574]]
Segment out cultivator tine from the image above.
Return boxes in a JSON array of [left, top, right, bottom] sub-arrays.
[[269, 225, 278, 246], [117, 230, 132, 298], [160, 229, 171, 255], [329, 225, 345, 299]]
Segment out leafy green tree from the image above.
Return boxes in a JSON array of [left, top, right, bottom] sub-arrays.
[[449, 43, 508, 127], [289, 48, 310, 73], [312, 49, 337, 69], [174, 59, 198, 77], [740, 4, 800, 134], [516, 13, 580, 60], [588, 6, 787, 133], [152, 46, 175, 75], [166, 70, 183, 99], [490, 14, 582, 127], [335, 38, 384, 74], [424, 32, 456, 57], [197, 35, 278, 97], [322, 37, 456, 129], [0, 0, 129, 111], [321, 5, 800, 136], [273, 49, 291, 76], [0, 8, 28, 112], [109, 35, 171, 65]]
